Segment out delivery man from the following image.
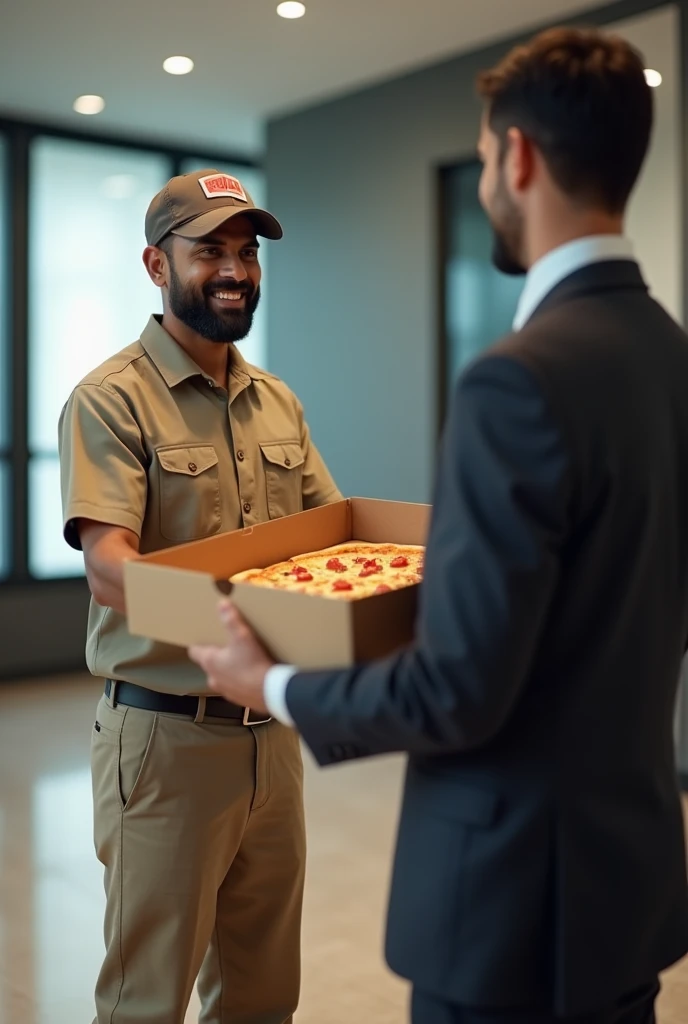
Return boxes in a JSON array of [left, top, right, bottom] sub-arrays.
[[58, 168, 341, 1024]]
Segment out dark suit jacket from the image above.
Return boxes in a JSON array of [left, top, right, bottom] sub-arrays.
[[286, 262, 688, 1015]]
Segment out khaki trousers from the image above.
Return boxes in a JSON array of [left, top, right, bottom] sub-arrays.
[[90, 691, 306, 1024]]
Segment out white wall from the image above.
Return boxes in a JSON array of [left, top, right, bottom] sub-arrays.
[[617, 5, 683, 323]]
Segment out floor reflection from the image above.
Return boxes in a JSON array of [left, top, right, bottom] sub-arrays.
[[0, 674, 406, 1023], [32, 767, 102, 1023]]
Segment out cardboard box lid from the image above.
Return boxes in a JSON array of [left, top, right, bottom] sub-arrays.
[[135, 498, 352, 576]]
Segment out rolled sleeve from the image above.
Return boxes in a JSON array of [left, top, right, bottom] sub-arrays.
[[58, 384, 148, 550]]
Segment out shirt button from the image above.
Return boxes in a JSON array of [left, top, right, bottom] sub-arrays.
[[207, 380, 214, 388], [237, 451, 245, 461], [243, 502, 252, 514], [188, 462, 198, 473]]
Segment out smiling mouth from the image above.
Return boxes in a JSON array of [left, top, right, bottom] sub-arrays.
[[207, 289, 250, 310]]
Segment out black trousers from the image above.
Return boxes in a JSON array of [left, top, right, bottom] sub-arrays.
[[411, 981, 660, 1024]]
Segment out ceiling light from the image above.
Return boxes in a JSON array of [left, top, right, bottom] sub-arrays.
[[163, 55, 194, 76], [277, 2, 306, 18], [645, 68, 662, 88], [73, 94, 105, 116]]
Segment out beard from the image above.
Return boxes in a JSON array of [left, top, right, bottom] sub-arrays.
[[487, 175, 527, 277], [167, 264, 260, 343], [491, 227, 527, 276]]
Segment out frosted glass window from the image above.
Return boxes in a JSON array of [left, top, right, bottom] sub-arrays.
[[29, 456, 85, 579], [27, 139, 169, 577], [443, 162, 523, 395], [28, 138, 170, 453]]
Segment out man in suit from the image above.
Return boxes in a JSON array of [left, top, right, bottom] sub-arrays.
[[189, 27, 688, 1024]]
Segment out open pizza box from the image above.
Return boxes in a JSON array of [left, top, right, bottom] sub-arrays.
[[124, 498, 431, 669]]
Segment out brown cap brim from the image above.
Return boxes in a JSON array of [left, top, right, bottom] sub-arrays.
[[171, 206, 283, 242]]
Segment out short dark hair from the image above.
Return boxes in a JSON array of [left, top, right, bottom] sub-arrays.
[[157, 234, 174, 260], [476, 27, 653, 213]]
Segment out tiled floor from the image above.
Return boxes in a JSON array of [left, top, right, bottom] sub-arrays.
[[0, 673, 686, 1023]]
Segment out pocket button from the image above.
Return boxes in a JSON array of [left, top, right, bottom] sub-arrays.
[[188, 462, 198, 473]]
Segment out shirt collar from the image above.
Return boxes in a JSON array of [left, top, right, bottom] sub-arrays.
[[513, 235, 636, 332], [140, 315, 269, 393], [228, 344, 258, 403]]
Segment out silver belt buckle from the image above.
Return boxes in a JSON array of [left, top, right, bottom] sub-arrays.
[[242, 707, 272, 726]]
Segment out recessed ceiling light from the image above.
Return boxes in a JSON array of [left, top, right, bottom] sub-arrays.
[[277, 2, 306, 18], [163, 55, 194, 76], [73, 94, 105, 116], [645, 68, 662, 88]]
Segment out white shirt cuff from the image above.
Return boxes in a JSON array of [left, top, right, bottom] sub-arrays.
[[264, 664, 298, 726]]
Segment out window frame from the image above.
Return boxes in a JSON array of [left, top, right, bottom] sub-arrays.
[[0, 114, 261, 585]]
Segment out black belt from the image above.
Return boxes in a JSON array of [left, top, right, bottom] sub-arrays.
[[104, 680, 271, 726]]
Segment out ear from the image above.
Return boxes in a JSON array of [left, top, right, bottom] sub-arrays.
[[504, 127, 535, 193], [142, 245, 169, 288]]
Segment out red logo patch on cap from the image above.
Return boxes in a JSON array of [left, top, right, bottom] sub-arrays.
[[198, 173, 247, 203]]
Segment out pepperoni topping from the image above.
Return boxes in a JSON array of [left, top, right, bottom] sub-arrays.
[[326, 558, 348, 572], [332, 579, 353, 591], [364, 559, 380, 568], [354, 556, 368, 564], [374, 584, 392, 595], [295, 571, 313, 582], [291, 565, 307, 575], [359, 565, 382, 577], [390, 556, 409, 568]]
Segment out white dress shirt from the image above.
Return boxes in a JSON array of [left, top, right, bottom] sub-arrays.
[[263, 663, 298, 725], [512, 234, 635, 330], [263, 234, 637, 727]]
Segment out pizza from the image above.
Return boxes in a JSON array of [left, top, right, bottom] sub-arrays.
[[231, 541, 424, 600]]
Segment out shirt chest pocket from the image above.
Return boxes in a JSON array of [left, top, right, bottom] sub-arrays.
[[156, 445, 221, 543], [259, 440, 305, 520]]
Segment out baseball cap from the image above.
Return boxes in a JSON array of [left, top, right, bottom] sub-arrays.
[[145, 168, 283, 246]]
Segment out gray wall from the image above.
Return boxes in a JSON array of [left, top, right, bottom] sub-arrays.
[[0, 581, 89, 680], [265, 0, 678, 504], [266, 54, 485, 504]]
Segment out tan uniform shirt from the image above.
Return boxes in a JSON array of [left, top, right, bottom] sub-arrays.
[[58, 315, 341, 694]]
